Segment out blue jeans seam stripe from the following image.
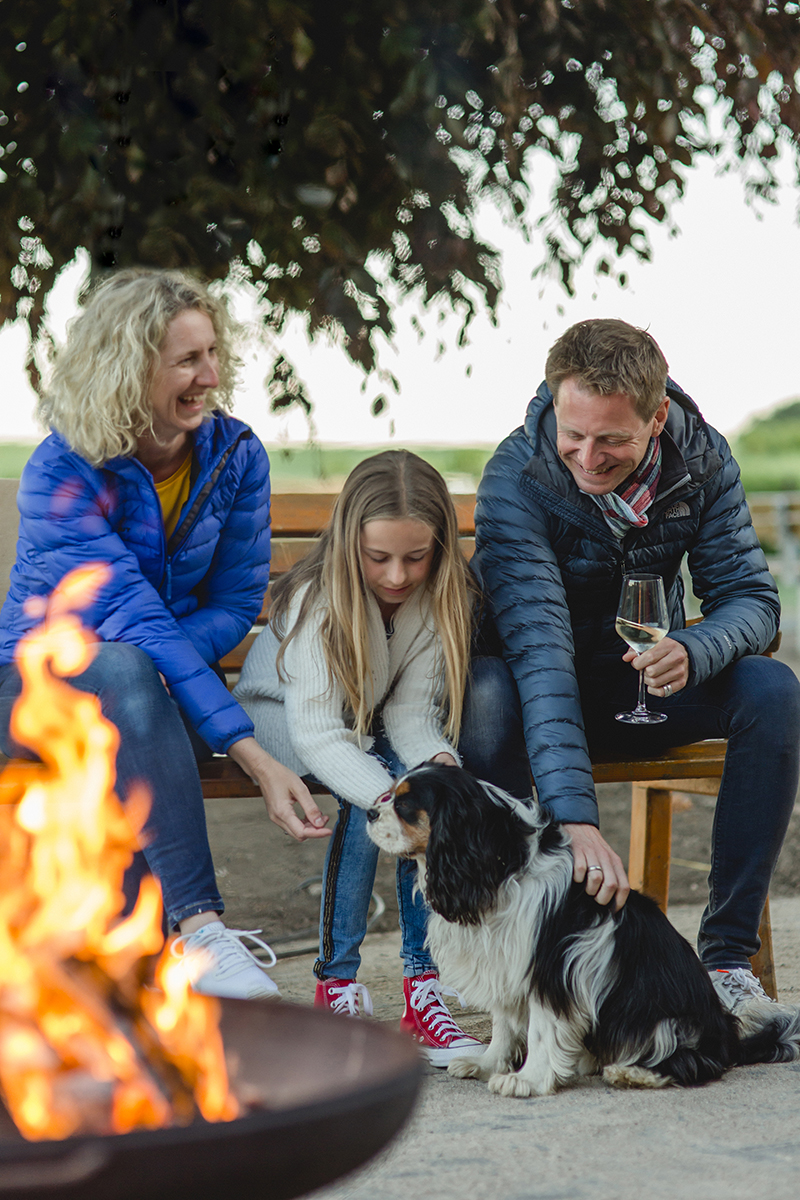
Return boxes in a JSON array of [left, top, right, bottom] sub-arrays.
[[314, 800, 352, 980]]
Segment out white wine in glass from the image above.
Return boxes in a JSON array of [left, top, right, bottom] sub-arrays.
[[615, 574, 670, 724]]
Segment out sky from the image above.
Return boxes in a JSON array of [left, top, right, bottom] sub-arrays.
[[1, 147, 799, 449]]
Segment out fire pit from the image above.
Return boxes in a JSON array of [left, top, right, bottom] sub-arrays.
[[0, 999, 424, 1199], [0, 569, 424, 1196]]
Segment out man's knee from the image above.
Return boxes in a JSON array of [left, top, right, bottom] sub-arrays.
[[466, 656, 521, 721], [726, 655, 800, 734]]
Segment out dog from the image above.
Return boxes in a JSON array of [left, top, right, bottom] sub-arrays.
[[366, 762, 800, 1097]]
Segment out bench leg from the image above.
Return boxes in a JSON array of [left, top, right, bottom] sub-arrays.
[[629, 783, 673, 914], [750, 897, 778, 1000], [628, 784, 778, 998]]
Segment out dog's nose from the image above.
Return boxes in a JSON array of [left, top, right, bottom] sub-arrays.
[[366, 808, 379, 823]]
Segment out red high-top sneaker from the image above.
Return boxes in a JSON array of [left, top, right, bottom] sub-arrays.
[[314, 978, 373, 1017], [400, 972, 486, 1067]]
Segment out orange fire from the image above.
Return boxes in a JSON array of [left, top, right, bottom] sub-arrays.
[[0, 565, 239, 1139]]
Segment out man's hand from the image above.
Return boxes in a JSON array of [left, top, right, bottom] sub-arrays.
[[623, 635, 689, 697], [562, 823, 630, 910], [227, 737, 332, 841]]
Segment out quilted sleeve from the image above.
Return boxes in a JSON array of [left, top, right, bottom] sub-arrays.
[[475, 435, 599, 826], [670, 439, 780, 685], [15, 457, 254, 754]]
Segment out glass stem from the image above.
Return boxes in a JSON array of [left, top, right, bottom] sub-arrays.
[[636, 668, 649, 713]]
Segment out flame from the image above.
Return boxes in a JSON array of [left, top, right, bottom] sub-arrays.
[[0, 565, 239, 1138]]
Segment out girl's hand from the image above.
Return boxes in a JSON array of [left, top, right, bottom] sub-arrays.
[[227, 737, 332, 841], [431, 752, 458, 767]]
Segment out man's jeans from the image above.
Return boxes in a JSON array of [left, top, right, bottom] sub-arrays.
[[314, 656, 533, 982], [0, 642, 224, 929], [579, 653, 800, 969]]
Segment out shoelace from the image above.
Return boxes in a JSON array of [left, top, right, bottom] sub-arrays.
[[326, 981, 374, 1017], [716, 968, 773, 1004], [410, 976, 469, 1038], [172, 926, 277, 980]]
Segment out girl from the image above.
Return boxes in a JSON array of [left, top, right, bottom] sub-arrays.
[[235, 450, 513, 1065]]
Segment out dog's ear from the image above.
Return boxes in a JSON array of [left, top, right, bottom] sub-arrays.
[[417, 766, 528, 925]]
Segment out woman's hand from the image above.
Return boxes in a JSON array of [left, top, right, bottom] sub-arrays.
[[431, 752, 458, 767], [227, 737, 332, 841], [562, 823, 630, 910]]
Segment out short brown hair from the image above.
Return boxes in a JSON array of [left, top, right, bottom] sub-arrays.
[[545, 319, 668, 421]]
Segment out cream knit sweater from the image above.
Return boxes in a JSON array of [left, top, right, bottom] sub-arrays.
[[233, 585, 459, 809]]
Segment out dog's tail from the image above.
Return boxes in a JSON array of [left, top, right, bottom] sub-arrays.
[[735, 1000, 800, 1065]]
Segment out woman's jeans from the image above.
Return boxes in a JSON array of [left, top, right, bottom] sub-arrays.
[[314, 656, 532, 982], [0, 642, 224, 929]]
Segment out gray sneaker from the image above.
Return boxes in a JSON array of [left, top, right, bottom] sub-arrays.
[[172, 923, 281, 1001], [708, 968, 774, 1013]]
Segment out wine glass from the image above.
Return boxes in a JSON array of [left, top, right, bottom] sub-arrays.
[[615, 573, 670, 724]]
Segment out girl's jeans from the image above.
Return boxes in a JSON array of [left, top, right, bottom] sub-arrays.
[[0, 642, 224, 930], [314, 656, 530, 981]]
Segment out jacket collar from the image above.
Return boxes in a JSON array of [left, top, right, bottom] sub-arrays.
[[520, 377, 722, 511], [98, 411, 246, 482]]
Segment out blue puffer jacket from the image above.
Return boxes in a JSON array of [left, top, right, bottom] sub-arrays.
[[474, 379, 779, 826], [0, 412, 270, 754]]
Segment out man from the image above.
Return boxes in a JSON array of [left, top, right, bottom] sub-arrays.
[[474, 318, 800, 1011]]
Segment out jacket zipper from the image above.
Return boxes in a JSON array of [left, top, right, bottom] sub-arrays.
[[159, 429, 252, 599]]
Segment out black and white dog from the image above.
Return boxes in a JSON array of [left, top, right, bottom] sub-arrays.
[[367, 763, 800, 1097]]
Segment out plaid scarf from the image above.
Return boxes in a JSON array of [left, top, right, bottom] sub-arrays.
[[591, 436, 662, 539]]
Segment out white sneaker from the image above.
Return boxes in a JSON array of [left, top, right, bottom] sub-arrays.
[[708, 968, 774, 1013], [172, 923, 281, 1001]]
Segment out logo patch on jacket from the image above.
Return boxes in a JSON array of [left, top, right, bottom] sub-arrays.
[[664, 502, 691, 519]]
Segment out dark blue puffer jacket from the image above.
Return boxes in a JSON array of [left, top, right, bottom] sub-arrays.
[[475, 379, 779, 826], [0, 412, 270, 754]]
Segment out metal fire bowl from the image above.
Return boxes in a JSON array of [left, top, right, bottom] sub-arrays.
[[0, 1000, 424, 1200]]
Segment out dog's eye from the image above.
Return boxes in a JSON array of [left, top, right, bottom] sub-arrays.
[[395, 799, 422, 825]]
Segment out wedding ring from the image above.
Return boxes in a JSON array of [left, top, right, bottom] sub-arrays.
[[663, 683, 672, 698], [587, 865, 603, 872]]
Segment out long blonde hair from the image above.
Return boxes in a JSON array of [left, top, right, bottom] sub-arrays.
[[271, 451, 478, 742], [38, 268, 239, 465]]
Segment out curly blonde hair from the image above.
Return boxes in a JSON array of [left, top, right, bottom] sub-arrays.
[[38, 268, 240, 465], [271, 451, 479, 743]]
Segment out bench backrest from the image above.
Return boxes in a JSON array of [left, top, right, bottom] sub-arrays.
[[0, 479, 20, 609]]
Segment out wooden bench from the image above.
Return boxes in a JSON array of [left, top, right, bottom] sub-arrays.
[[0, 486, 779, 993]]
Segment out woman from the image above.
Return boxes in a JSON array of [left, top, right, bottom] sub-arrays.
[[0, 268, 330, 1000], [235, 451, 528, 1063]]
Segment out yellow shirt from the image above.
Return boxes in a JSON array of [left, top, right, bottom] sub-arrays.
[[155, 451, 193, 539]]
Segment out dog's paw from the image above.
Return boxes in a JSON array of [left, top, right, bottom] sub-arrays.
[[448, 1055, 494, 1081], [487, 1072, 536, 1098], [603, 1064, 671, 1090]]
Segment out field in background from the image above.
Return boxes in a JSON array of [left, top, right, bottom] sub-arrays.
[[0, 442, 496, 492], [5, 439, 799, 494]]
